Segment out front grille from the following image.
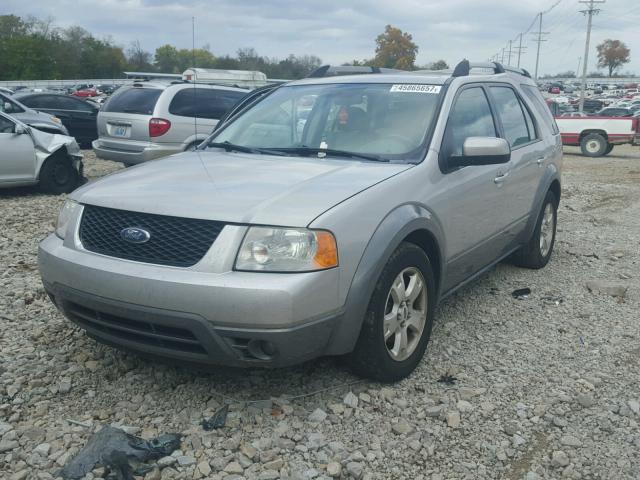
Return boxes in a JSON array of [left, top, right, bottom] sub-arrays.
[[79, 205, 224, 267], [65, 301, 207, 355]]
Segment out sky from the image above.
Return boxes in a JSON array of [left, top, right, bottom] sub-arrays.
[[2, 0, 640, 76]]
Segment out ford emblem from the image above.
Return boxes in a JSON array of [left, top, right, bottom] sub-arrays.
[[120, 227, 151, 244]]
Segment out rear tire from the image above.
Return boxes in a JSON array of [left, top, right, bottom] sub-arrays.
[[512, 191, 558, 269], [38, 153, 79, 194], [580, 133, 607, 157], [346, 242, 436, 382]]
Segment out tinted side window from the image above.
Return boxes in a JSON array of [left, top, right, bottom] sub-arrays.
[[0, 116, 15, 133], [169, 88, 244, 120], [0, 96, 25, 114], [442, 87, 496, 158], [104, 88, 162, 115], [490, 86, 531, 148], [521, 84, 560, 134]]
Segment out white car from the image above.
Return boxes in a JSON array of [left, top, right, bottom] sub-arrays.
[[0, 112, 84, 193]]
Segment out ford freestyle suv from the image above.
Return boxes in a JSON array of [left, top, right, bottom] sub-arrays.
[[39, 61, 562, 382], [92, 82, 246, 165]]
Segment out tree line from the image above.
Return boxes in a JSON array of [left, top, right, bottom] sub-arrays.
[[0, 15, 323, 80], [0, 15, 451, 81]]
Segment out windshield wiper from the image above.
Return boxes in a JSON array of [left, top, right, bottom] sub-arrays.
[[277, 147, 389, 163], [207, 141, 286, 156]]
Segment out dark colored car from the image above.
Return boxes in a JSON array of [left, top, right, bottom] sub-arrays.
[[96, 84, 119, 95], [594, 107, 634, 117], [582, 99, 604, 113], [14, 93, 99, 147]]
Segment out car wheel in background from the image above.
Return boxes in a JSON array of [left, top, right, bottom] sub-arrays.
[[38, 153, 79, 194], [580, 133, 607, 157], [347, 242, 436, 382], [511, 191, 558, 269]]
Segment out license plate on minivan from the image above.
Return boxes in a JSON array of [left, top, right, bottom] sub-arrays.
[[113, 126, 128, 137]]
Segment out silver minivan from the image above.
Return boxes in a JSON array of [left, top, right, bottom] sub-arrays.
[[92, 82, 247, 165]]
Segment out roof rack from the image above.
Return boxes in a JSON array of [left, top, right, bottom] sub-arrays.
[[452, 59, 531, 78], [307, 65, 404, 78]]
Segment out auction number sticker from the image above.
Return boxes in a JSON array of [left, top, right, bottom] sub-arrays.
[[390, 84, 441, 93]]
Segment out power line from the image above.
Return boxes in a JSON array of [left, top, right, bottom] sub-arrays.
[[578, 0, 605, 114]]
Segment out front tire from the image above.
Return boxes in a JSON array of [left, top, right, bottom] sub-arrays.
[[38, 154, 79, 194], [512, 191, 558, 269], [580, 133, 607, 157], [347, 242, 436, 382]]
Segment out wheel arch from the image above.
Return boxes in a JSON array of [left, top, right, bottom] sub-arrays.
[[579, 129, 608, 142], [324, 203, 445, 355], [36, 145, 69, 180]]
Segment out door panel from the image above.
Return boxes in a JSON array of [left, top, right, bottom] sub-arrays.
[[0, 123, 37, 183], [436, 86, 514, 291], [488, 86, 544, 244]]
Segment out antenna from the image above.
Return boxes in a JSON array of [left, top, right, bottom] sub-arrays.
[[192, 16, 197, 148]]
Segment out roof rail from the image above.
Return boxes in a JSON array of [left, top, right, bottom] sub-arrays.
[[452, 59, 531, 78], [307, 65, 403, 78]]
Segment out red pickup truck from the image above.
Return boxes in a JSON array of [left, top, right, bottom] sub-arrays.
[[547, 101, 640, 156]]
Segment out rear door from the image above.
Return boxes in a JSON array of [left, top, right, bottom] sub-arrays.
[[487, 85, 545, 240], [99, 87, 163, 147], [0, 116, 37, 183]]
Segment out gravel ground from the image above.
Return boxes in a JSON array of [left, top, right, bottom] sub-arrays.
[[1, 146, 639, 480]]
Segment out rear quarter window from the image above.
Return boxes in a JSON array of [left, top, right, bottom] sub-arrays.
[[169, 88, 245, 120], [521, 84, 560, 135], [103, 88, 162, 115]]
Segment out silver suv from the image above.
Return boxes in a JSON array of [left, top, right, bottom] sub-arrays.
[[92, 82, 247, 165], [39, 61, 562, 381]]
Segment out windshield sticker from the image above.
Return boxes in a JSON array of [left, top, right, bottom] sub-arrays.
[[390, 84, 441, 94]]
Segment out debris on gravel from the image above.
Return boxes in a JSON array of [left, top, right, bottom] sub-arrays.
[[1, 147, 639, 479]]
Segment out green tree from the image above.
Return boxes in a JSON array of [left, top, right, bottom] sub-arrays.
[[373, 25, 418, 70], [429, 60, 448, 70], [154, 44, 179, 72], [596, 39, 630, 77]]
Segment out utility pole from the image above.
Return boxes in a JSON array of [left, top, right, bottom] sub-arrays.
[[532, 12, 549, 81], [578, 0, 605, 114], [514, 33, 527, 68], [501, 48, 505, 64], [508, 40, 513, 66]]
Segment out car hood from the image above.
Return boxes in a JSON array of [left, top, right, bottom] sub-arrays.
[[71, 151, 413, 226]]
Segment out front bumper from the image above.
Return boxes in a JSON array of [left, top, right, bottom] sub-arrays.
[[38, 233, 342, 367], [92, 139, 181, 164]]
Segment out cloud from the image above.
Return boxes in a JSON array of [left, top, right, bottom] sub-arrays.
[[1, 0, 638, 74]]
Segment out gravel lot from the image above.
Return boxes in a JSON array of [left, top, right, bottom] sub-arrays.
[[1, 146, 639, 480]]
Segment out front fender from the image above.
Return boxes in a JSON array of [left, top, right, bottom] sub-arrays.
[[324, 203, 445, 355]]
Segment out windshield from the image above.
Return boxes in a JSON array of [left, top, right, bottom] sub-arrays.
[[207, 82, 442, 162]]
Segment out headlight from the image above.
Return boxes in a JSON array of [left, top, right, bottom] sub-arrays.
[[235, 227, 338, 272], [55, 200, 80, 239]]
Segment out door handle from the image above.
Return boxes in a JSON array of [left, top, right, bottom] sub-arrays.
[[536, 157, 545, 165], [494, 171, 510, 184]]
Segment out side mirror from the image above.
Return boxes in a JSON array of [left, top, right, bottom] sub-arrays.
[[14, 124, 29, 135], [449, 137, 510, 169]]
